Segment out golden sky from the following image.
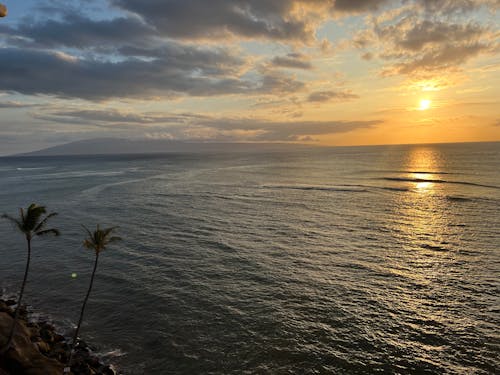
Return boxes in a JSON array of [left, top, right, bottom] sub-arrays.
[[0, 0, 499, 154]]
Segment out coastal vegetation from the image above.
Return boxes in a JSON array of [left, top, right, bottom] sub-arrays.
[[66, 225, 121, 372], [0, 204, 60, 354], [0, 204, 121, 375]]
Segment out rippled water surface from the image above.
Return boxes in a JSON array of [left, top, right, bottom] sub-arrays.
[[0, 143, 499, 374]]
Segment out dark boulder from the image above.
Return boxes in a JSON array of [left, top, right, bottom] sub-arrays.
[[0, 312, 63, 375]]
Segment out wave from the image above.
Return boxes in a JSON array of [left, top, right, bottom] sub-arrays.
[[16, 167, 53, 171], [359, 169, 456, 175], [97, 349, 126, 359], [380, 177, 499, 189], [261, 184, 368, 192], [446, 196, 472, 202], [262, 183, 414, 194], [81, 177, 147, 195], [420, 243, 449, 251], [378, 186, 410, 192]]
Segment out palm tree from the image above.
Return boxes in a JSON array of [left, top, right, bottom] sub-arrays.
[[66, 225, 120, 371], [1, 203, 60, 353]]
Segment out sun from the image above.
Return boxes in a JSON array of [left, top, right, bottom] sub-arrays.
[[419, 99, 431, 110]]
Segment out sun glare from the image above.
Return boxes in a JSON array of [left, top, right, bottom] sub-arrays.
[[419, 99, 431, 111]]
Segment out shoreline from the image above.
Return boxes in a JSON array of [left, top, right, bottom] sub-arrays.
[[0, 298, 120, 375]]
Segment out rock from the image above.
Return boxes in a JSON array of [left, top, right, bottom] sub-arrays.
[[52, 347, 69, 362], [87, 356, 100, 368], [39, 327, 54, 343], [54, 333, 65, 343], [28, 326, 40, 339], [18, 305, 28, 320], [0, 302, 11, 313], [1, 300, 119, 375], [100, 365, 117, 375], [35, 340, 51, 353], [0, 312, 64, 375], [72, 360, 94, 375]]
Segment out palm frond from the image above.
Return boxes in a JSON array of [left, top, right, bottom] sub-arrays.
[[83, 238, 96, 250], [81, 225, 94, 239], [1, 213, 23, 232], [103, 226, 118, 237], [34, 212, 58, 233], [25, 204, 47, 231], [35, 228, 60, 237], [108, 236, 122, 243]]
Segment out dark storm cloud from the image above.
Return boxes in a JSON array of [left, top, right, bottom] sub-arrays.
[[0, 48, 304, 100]]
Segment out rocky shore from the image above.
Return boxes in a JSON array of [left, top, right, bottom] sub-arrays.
[[0, 299, 119, 375]]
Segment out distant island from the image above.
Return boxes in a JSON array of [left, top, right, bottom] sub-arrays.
[[13, 138, 314, 157]]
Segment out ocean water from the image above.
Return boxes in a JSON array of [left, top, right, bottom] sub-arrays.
[[0, 142, 499, 374]]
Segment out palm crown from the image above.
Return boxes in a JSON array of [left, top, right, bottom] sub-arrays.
[[2, 203, 60, 240], [82, 225, 121, 253]]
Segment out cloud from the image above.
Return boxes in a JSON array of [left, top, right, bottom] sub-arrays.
[[30, 107, 381, 142], [333, 0, 393, 12], [307, 90, 359, 102], [175, 118, 382, 142], [382, 42, 490, 76], [111, 0, 314, 42], [1, 0, 400, 55], [32, 108, 206, 125], [9, 14, 156, 49], [207, 118, 382, 141], [387, 20, 487, 52], [270, 53, 312, 69], [2, 0, 496, 102], [0, 47, 305, 100], [109, 0, 399, 43], [0, 101, 38, 108], [353, 6, 498, 80], [416, 0, 499, 14]]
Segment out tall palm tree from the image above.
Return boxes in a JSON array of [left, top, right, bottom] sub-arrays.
[[66, 225, 120, 371], [1, 203, 60, 353]]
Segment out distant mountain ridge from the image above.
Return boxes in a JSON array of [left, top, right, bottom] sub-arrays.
[[15, 138, 312, 156]]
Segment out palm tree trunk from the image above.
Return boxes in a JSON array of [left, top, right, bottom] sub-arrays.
[[67, 252, 99, 368], [2, 237, 31, 353]]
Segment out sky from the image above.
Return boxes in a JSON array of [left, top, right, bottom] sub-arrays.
[[0, 0, 499, 154]]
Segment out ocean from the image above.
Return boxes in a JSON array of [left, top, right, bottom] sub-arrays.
[[0, 142, 499, 374]]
